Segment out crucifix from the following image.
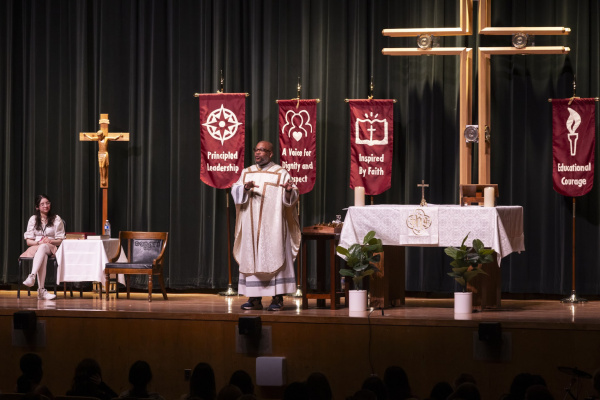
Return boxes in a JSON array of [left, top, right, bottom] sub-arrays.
[[80, 114, 130, 233], [417, 180, 429, 207]]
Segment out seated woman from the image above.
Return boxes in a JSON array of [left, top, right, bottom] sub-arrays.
[[21, 194, 65, 300]]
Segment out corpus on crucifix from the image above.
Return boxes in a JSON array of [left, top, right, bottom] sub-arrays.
[[80, 114, 130, 188]]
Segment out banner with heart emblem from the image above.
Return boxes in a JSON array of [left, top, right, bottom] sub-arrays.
[[278, 99, 317, 194], [199, 93, 246, 189], [348, 99, 394, 195], [552, 98, 596, 197]]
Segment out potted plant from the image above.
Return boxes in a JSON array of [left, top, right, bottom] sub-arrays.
[[336, 230, 383, 311], [444, 233, 495, 314]]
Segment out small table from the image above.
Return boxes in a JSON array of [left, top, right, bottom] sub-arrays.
[[301, 231, 344, 310], [55, 239, 126, 297]]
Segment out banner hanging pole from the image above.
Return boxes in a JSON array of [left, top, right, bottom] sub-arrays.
[[293, 198, 303, 297], [220, 190, 237, 296], [561, 197, 587, 303]]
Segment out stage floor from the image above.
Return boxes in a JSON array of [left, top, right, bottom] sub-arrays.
[[1, 290, 599, 329]]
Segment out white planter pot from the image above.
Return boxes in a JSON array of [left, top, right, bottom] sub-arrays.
[[348, 290, 368, 312], [454, 292, 473, 314]]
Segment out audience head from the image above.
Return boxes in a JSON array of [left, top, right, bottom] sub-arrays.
[[283, 381, 309, 400], [593, 369, 600, 395], [190, 362, 216, 400], [428, 381, 453, 400], [350, 389, 377, 400], [229, 369, 254, 395], [217, 384, 242, 400], [454, 372, 477, 388], [447, 382, 481, 400], [525, 385, 554, 400], [384, 366, 411, 399], [72, 358, 102, 385], [129, 360, 153, 389], [361, 376, 387, 400], [509, 373, 547, 400], [20, 353, 43, 383], [306, 372, 332, 400]]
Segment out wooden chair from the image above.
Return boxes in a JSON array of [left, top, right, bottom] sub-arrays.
[[104, 231, 169, 302]]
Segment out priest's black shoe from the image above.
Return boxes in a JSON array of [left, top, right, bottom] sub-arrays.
[[241, 297, 263, 310]]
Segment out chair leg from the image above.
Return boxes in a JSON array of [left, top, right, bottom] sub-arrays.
[[125, 275, 131, 299], [158, 273, 168, 300], [17, 259, 22, 299], [99, 282, 103, 300], [105, 273, 110, 300], [148, 273, 153, 302]]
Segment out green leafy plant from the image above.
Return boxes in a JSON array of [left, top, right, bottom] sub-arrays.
[[444, 233, 495, 291], [336, 230, 383, 290]]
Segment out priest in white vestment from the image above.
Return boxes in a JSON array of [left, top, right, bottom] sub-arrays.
[[231, 140, 301, 311]]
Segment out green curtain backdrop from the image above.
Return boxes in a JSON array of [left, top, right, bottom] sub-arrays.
[[1, 0, 599, 295]]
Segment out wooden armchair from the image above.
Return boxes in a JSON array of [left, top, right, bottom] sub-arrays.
[[104, 231, 169, 302]]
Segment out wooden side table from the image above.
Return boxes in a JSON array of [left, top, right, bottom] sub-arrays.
[[301, 231, 344, 310]]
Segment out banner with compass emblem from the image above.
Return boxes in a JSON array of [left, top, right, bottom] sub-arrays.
[[199, 93, 246, 188], [278, 99, 317, 194], [348, 99, 394, 195]]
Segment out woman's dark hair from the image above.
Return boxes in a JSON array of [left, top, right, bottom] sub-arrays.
[[190, 362, 216, 400], [384, 365, 411, 400], [306, 372, 332, 400], [129, 360, 152, 388], [72, 358, 102, 385], [229, 369, 254, 395], [34, 194, 56, 230]]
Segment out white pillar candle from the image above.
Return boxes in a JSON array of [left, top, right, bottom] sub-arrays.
[[354, 186, 365, 207], [484, 186, 495, 207]]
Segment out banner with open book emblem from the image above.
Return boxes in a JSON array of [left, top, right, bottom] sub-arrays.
[[552, 98, 595, 197], [278, 99, 317, 194], [348, 99, 394, 195], [199, 93, 246, 189]]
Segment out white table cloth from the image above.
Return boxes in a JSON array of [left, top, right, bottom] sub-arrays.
[[338, 205, 524, 265], [55, 239, 126, 285]]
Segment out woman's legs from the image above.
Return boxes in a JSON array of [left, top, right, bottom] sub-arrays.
[[31, 244, 52, 289]]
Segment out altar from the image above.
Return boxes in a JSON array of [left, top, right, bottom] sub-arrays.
[[339, 205, 525, 308]]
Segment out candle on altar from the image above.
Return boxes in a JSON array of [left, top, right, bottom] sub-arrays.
[[484, 187, 495, 207], [354, 187, 365, 207]]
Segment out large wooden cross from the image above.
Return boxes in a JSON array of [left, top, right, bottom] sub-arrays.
[[382, 0, 570, 184], [80, 113, 129, 233]]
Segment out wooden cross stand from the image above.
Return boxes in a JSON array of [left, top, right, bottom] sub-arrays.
[[80, 114, 130, 233]]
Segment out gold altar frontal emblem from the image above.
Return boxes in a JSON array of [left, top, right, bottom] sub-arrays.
[[406, 208, 432, 235]]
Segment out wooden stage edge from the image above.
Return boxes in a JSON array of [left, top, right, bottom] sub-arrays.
[[2, 292, 600, 400], [1, 291, 600, 329]]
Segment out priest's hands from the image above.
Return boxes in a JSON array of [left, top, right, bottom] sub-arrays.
[[280, 180, 294, 192], [244, 181, 257, 191]]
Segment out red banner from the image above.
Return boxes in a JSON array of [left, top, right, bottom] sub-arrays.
[[552, 98, 596, 197], [199, 93, 246, 189], [278, 99, 317, 194], [349, 99, 394, 195]]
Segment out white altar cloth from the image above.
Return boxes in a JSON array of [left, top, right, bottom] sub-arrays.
[[339, 205, 524, 265], [55, 239, 126, 285]]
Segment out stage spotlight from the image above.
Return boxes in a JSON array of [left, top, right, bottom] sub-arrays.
[[239, 316, 262, 338], [13, 311, 37, 332], [478, 322, 502, 343]]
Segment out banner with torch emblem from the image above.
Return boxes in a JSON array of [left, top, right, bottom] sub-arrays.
[[348, 99, 394, 195], [199, 93, 246, 189], [552, 98, 595, 197], [278, 99, 317, 194]]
